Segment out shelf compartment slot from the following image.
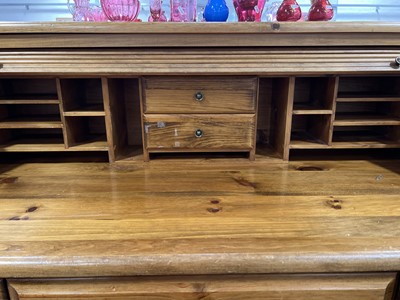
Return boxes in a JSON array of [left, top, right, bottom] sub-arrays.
[[332, 126, 400, 148], [0, 128, 65, 152], [59, 78, 105, 116], [64, 116, 108, 151]]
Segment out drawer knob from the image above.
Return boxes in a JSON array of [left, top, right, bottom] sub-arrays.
[[395, 57, 400, 66], [195, 129, 203, 138], [194, 91, 204, 102]]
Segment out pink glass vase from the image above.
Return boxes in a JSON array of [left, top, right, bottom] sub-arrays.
[[233, 0, 266, 22], [86, 5, 108, 21], [276, 0, 302, 22], [308, 0, 334, 21], [170, 0, 197, 22], [100, 0, 140, 21], [149, 0, 167, 21], [68, 0, 91, 21]]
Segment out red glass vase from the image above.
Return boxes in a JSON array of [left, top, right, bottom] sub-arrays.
[[308, 0, 334, 21], [276, 0, 302, 22], [233, 0, 266, 22], [100, 0, 140, 21]]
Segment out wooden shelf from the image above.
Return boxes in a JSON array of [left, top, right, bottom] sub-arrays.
[[292, 109, 333, 115], [336, 93, 400, 102], [331, 140, 400, 149], [0, 136, 108, 152], [333, 115, 400, 126], [67, 136, 109, 151], [0, 137, 65, 152], [64, 112, 105, 117], [64, 104, 105, 117], [0, 98, 60, 105], [289, 131, 329, 149], [331, 129, 400, 148], [0, 116, 63, 129]]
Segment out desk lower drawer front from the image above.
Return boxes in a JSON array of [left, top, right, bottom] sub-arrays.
[[144, 114, 256, 152], [8, 273, 397, 300]]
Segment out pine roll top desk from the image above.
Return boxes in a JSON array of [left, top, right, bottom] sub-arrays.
[[0, 22, 399, 299]]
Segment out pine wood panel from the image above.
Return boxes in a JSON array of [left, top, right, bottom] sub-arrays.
[[0, 158, 399, 277], [7, 274, 397, 300], [143, 76, 257, 114], [3, 33, 400, 49], [1, 22, 400, 34], [143, 114, 255, 151], [270, 77, 294, 160], [1, 49, 400, 75]]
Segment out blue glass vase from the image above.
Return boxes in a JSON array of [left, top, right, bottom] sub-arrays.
[[203, 0, 229, 22]]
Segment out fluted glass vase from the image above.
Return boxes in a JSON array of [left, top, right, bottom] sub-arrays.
[[101, 0, 140, 21]]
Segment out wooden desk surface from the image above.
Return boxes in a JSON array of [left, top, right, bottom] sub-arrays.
[[0, 155, 399, 278]]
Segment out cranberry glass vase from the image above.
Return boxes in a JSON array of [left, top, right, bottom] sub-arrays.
[[233, 0, 266, 22], [276, 0, 301, 22], [308, 0, 334, 21], [100, 0, 140, 21], [149, 0, 167, 21]]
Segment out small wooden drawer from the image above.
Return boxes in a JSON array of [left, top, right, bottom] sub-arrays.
[[7, 273, 397, 300], [142, 76, 258, 114], [143, 114, 255, 152]]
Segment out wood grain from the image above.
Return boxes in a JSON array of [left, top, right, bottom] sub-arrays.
[[143, 114, 255, 151], [334, 115, 400, 126], [143, 76, 257, 114], [1, 49, 400, 75], [1, 22, 400, 34], [7, 274, 397, 300], [1, 31, 400, 49], [0, 158, 399, 277], [271, 77, 294, 160]]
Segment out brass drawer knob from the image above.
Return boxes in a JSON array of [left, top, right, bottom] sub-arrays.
[[194, 91, 204, 102], [395, 57, 400, 66], [195, 129, 203, 138]]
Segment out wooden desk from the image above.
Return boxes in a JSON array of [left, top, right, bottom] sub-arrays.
[[0, 22, 399, 299], [0, 157, 399, 299]]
